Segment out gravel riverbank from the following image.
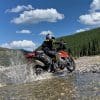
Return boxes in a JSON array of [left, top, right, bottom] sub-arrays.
[[75, 55, 100, 73]]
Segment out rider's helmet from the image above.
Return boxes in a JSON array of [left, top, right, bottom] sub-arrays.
[[46, 34, 52, 40]]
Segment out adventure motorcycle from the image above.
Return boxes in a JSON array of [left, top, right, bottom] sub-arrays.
[[25, 44, 75, 75]]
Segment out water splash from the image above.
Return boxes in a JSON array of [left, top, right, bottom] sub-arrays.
[[9, 50, 26, 66], [0, 63, 53, 85], [0, 50, 53, 85]]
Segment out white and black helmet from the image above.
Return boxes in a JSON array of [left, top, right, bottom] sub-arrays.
[[46, 34, 52, 39]]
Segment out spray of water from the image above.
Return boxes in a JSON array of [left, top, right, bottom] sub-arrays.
[[0, 63, 53, 84], [0, 49, 70, 85]]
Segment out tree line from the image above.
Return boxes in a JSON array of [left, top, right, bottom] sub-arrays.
[[58, 28, 100, 57]]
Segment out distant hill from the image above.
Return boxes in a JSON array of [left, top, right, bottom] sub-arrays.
[[58, 28, 100, 57]]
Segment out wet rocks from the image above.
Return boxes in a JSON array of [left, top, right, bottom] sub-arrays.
[[75, 56, 100, 73]]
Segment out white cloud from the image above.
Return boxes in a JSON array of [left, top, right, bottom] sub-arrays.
[[79, 0, 100, 26], [6, 5, 34, 13], [16, 30, 32, 34], [1, 40, 36, 51], [76, 28, 90, 33], [40, 30, 53, 36], [79, 12, 100, 25], [11, 8, 64, 24], [90, 0, 100, 12]]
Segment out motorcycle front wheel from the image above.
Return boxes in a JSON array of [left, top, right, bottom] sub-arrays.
[[34, 65, 44, 75], [66, 57, 75, 72]]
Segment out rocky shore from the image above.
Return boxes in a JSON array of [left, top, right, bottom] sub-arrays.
[[75, 55, 100, 73]]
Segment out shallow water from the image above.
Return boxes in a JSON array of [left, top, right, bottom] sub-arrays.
[[0, 72, 100, 100]]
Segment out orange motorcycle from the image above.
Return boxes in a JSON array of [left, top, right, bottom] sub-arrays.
[[26, 43, 75, 75]]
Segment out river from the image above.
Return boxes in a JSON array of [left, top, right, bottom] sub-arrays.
[[0, 50, 100, 100], [0, 71, 100, 100]]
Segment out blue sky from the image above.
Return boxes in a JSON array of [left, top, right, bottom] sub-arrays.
[[0, 0, 100, 51]]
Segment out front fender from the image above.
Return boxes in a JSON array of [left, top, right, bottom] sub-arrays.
[[34, 60, 45, 67]]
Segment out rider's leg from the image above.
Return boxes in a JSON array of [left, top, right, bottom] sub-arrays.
[[43, 48, 57, 72]]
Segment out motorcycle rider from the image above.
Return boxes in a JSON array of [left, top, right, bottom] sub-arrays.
[[41, 33, 56, 72]]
